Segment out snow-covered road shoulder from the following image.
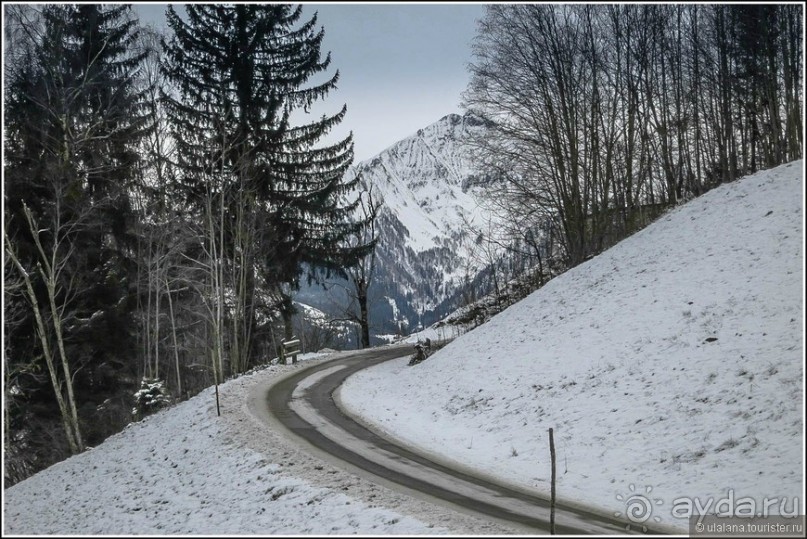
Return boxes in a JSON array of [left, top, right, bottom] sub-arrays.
[[2, 351, 465, 535], [340, 161, 805, 533]]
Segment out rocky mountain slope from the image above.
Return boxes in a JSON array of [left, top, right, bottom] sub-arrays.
[[297, 112, 509, 343]]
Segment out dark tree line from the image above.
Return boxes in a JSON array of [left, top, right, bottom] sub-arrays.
[[4, 4, 376, 485], [465, 4, 803, 269], [4, 3, 152, 481]]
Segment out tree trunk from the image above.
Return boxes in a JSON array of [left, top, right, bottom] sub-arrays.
[[165, 277, 182, 398], [358, 280, 370, 349], [5, 217, 84, 455], [280, 293, 295, 361]]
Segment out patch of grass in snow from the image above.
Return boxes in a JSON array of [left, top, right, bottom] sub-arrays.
[[444, 393, 495, 415], [265, 484, 296, 501], [714, 437, 740, 453]]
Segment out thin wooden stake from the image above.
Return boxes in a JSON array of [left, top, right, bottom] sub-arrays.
[[215, 382, 221, 417], [549, 427, 556, 535]]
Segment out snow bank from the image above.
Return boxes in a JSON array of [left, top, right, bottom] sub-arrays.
[[341, 161, 804, 532]]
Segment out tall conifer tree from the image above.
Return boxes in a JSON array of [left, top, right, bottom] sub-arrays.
[[162, 4, 370, 365]]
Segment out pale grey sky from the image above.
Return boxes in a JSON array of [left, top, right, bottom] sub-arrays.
[[134, 3, 486, 163]]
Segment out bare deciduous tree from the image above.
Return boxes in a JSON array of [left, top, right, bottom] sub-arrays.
[[465, 4, 802, 272]]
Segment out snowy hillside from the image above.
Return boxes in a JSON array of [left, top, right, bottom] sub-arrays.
[[340, 161, 804, 532], [2, 354, 501, 535]]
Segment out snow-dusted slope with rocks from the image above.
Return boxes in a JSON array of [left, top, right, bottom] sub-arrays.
[[330, 112, 501, 335], [297, 112, 503, 341], [341, 161, 805, 532], [358, 111, 490, 255]]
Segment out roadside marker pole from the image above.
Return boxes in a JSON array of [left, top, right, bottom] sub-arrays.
[[549, 427, 556, 535]]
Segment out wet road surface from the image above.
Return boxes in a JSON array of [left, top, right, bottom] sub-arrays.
[[261, 345, 656, 535]]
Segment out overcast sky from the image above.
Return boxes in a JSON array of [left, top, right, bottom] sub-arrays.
[[134, 3, 486, 163]]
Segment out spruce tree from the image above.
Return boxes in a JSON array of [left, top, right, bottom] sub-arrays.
[[162, 4, 371, 365], [4, 4, 152, 476]]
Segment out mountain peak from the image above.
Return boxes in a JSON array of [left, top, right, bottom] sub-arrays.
[[437, 112, 463, 124], [342, 110, 498, 332]]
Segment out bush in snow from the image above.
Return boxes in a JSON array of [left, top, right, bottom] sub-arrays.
[[132, 378, 172, 419]]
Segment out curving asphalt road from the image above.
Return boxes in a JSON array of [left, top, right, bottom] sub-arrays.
[[258, 345, 660, 535]]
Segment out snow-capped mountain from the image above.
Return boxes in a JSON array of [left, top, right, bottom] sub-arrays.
[[297, 111, 504, 342], [358, 112, 497, 318], [361, 111, 492, 255]]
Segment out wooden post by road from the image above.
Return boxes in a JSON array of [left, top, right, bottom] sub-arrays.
[[549, 427, 556, 534], [214, 382, 221, 417]]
